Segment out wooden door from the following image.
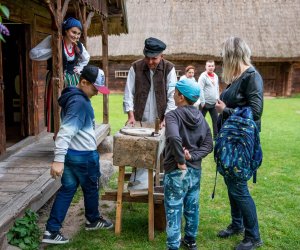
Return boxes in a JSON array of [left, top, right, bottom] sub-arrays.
[[0, 45, 5, 154]]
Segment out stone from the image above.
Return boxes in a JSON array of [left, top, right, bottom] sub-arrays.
[[99, 160, 115, 188], [97, 136, 113, 153]]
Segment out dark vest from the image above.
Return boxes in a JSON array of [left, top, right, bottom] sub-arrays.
[[62, 41, 83, 74], [133, 58, 174, 121]]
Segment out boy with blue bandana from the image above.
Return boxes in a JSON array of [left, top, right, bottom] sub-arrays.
[[164, 78, 213, 250], [42, 65, 112, 244]]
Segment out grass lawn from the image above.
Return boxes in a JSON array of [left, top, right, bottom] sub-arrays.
[[47, 95, 300, 250]]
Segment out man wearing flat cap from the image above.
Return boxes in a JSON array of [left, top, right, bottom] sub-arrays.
[[123, 37, 177, 190]]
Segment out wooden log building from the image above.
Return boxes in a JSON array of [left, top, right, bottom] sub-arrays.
[[0, 0, 128, 155], [0, 0, 127, 245], [88, 0, 300, 96]]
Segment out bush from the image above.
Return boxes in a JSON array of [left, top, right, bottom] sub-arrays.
[[7, 209, 41, 250]]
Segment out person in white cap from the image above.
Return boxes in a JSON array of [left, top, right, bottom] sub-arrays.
[[42, 65, 112, 245]]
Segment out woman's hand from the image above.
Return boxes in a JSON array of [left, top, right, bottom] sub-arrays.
[[215, 99, 226, 114]]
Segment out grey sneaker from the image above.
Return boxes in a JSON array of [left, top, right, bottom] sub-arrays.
[[42, 230, 69, 244], [85, 216, 113, 230], [235, 238, 263, 250]]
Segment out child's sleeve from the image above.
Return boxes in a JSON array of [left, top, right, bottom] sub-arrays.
[[189, 126, 213, 161], [165, 112, 186, 164]]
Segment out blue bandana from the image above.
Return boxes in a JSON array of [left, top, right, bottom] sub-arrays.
[[63, 17, 82, 31]]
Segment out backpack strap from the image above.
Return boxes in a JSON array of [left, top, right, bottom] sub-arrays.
[[211, 165, 218, 199], [253, 170, 257, 183]]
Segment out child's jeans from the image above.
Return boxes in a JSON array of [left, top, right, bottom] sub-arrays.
[[46, 150, 101, 232], [164, 167, 201, 250]]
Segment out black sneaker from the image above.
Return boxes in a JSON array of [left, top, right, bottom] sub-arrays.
[[85, 216, 113, 230], [235, 238, 263, 250], [181, 238, 198, 250], [217, 224, 244, 238], [42, 230, 69, 244]]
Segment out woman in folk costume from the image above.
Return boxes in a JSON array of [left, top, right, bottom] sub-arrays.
[[30, 17, 90, 132]]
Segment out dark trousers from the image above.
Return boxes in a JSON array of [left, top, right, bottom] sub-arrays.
[[200, 103, 218, 139], [224, 177, 261, 240], [46, 150, 101, 232]]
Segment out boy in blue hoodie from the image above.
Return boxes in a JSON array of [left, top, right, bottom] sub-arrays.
[[42, 65, 112, 244], [164, 78, 213, 250]]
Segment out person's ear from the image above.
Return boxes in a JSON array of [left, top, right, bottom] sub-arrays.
[[80, 79, 89, 86]]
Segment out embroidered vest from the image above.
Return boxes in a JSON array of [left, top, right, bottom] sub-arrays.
[[62, 41, 83, 74]]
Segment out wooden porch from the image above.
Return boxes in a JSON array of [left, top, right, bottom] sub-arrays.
[[0, 124, 110, 245]]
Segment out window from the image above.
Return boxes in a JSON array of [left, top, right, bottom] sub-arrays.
[[175, 70, 181, 78], [115, 70, 129, 78]]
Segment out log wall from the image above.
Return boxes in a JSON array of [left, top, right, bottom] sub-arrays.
[[2, 0, 52, 135], [98, 58, 300, 97]]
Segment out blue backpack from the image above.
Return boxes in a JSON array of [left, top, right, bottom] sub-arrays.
[[214, 107, 263, 182]]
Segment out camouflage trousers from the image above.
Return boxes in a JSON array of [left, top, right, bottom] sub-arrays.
[[164, 167, 201, 250]]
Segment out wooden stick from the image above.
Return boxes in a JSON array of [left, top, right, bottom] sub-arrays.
[[115, 166, 125, 235], [148, 168, 154, 240]]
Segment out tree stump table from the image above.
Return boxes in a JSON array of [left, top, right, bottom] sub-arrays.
[[113, 126, 165, 240]]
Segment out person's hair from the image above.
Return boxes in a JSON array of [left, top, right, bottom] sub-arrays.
[[206, 60, 215, 64], [176, 88, 195, 105], [221, 37, 252, 84], [185, 65, 195, 73], [79, 76, 92, 84]]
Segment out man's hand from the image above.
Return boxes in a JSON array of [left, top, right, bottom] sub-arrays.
[[160, 119, 165, 129], [125, 111, 136, 126], [50, 161, 64, 179]]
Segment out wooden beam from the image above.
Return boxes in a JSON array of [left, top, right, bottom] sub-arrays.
[[101, 1, 109, 124], [0, 44, 6, 155], [62, 0, 71, 19], [86, 11, 95, 29], [285, 63, 294, 97], [45, 0, 68, 134], [81, 4, 87, 46]]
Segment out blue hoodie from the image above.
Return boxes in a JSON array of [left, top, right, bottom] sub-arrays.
[[54, 86, 97, 162]]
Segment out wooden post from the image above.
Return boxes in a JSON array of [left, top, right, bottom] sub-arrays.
[[46, 0, 70, 134], [0, 44, 6, 154], [285, 63, 294, 97], [115, 166, 125, 235], [148, 168, 154, 241], [101, 0, 109, 124], [81, 5, 87, 46]]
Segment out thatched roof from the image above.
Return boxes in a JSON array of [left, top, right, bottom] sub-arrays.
[[87, 0, 128, 36], [88, 0, 300, 61]]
